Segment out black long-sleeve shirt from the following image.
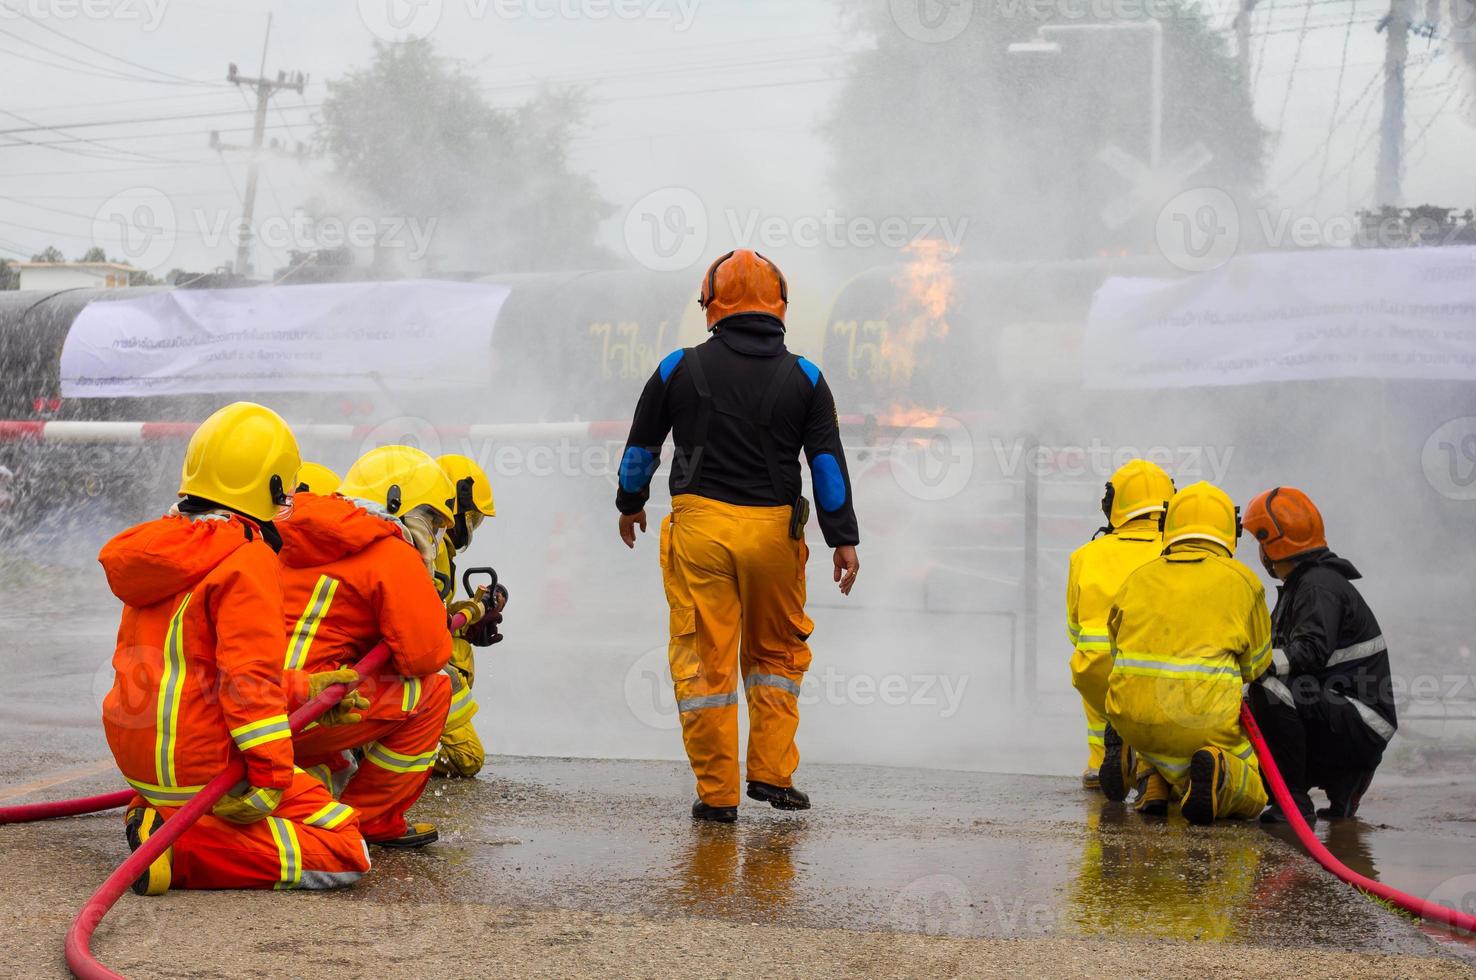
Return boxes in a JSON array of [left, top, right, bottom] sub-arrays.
[[615, 313, 860, 548]]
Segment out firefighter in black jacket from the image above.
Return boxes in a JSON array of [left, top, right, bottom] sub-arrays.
[[1244, 487, 1396, 822], [616, 249, 861, 824]]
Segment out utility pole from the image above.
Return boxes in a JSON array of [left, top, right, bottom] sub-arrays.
[[1375, 0, 1412, 207], [1235, 0, 1260, 104], [215, 15, 307, 278]]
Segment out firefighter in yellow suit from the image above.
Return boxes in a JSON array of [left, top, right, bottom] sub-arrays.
[[1105, 481, 1273, 825], [1066, 459, 1172, 793], [431, 454, 502, 778]]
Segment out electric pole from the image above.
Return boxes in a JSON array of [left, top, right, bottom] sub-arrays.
[[216, 15, 307, 278], [1375, 0, 1412, 207], [1235, 0, 1260, 104]]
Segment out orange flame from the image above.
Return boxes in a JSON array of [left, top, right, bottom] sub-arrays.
[[876, 403, 948, 428], [882, 239, 956, 387]]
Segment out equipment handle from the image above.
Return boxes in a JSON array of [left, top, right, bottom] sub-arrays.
[[461, 566, 498, 600]]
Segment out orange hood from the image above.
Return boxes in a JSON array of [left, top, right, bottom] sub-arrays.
[[99, 513, 259, 608], [277, 492, 406, 569]]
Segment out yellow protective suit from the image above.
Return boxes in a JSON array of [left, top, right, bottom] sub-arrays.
[[1065, 518, 1163, 770], [661, 494, 813, 808], [1105, 542, 1273, 820], [432, 538, 484, 778]]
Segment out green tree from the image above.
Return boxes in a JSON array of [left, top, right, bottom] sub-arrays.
[[826, 3, 1265, 262], [30, 245, 64, 262], [77, 246, 107, 262], [0, 260, 16, 290], [319, 40, 610, 273]]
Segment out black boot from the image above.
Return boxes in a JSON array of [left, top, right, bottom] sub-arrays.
[[1317, 770, 1374, 820], [1098, 723, 1131, 803], [1259, 792, 1315, 824], [747, 781, 811, 811], [692, 799, 738, 823]]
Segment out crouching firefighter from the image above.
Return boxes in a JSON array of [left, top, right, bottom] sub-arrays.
[[1105, 482, 1274, 825], [99, 402, 370, 894], [1066, 459, 1172, 802], [1243, 487, 1396, 822], [617, 249, 862, 823], [432, 453, 505, 778], [277, 445, 457, 847]]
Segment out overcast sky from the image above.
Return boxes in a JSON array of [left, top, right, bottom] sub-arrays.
[[1, 0, 1472, 277]]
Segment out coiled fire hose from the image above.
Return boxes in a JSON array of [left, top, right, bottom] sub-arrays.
[[1, 606, 471, 980], [1239, 702, 1476, 935]]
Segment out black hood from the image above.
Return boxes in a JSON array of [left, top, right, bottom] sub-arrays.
[[1287, 548, 1361, 583], [711, 313, 786, 356]]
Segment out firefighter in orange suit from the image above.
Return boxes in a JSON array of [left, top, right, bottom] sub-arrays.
[[617, 249, 861, 822], [99, 402, 370, 894], [278, 445, 460, 847]]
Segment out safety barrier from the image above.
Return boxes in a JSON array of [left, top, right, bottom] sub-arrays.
[[1239, 702, 1476, 936], [0, 607, 472, 980]]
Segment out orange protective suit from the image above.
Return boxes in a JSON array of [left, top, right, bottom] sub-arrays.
[[277, 493, 453, 841], [99, 512, 369, 890], [661, 495, 814, 808]]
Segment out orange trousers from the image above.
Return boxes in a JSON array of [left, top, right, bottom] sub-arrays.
[[661, 495, 815, 808], [129, 770, 369, 890], [295, 671, 450, 840]]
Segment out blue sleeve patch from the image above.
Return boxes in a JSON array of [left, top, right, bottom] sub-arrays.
[[811, 453, 847, 512], [658, 349, 686, 384], [797, 356, 820, 387], [619, 446, 658, 493]]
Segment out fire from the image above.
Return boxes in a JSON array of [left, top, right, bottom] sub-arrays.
[[877, 403, 948, 428], [882, 239, 957, 386]]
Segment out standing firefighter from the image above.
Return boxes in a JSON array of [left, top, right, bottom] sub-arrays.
[[1243, 487, 1396, 822], [1066, 459, 1171, 799], [617, 249, 861, 823], [432, 453, 505, 778], [277, 445, 458, 848], [1105, 482, 1274, 825], [99, 402, 369, 894]]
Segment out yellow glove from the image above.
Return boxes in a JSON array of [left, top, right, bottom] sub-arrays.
[[212, 785, 283, 825], [448, 598, 484, 628], [306, 668, 368, 726]]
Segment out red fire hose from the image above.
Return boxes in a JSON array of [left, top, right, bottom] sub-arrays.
[[1239, 702, 1476, 935], [0, 790, 132, 825]]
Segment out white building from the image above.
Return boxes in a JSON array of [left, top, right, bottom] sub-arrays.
[[14, 261, 139, 291]]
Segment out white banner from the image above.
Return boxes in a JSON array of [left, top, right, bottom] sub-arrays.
[[1083, 246, 1476, 389], [60, 279, 510, 398]]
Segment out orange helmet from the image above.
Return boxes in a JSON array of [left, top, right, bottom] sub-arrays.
[[1244, 486, 1327, 562], [698, 249, 788, 328]]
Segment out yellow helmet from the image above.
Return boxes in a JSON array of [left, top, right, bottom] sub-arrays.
[[436, 454, 495, 518], [295, 462, 341, 495], [1102, 458, 1174, 528], [339, 445, 456, 524], [179, 402, 300, 522], [1162, 481, 1241, 553]]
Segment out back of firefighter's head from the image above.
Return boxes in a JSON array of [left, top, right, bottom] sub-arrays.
[[1244, 486, 1326, 570], [1101, 458, 1174, 529], [436, 453, 495, 551], [698, 249, 788, 330], [179, 401, 300, 522], [1161, 481, 1241, 555]]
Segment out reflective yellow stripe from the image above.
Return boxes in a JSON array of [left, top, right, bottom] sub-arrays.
[[401, 676, 422, 714], [304, 801, 355, 830], [1242, 639, 1273, 681], [1112, 649, 1241, 681], [444, 686, 477, 730], [285, 576, 338, 670], [1138, 749, 1192, 776], [230, 714, 291, 752], [267, 816, 302, 889], [126, 777, 207, 808], [154, 593, 192, 787], [363, 741, 438, 774]]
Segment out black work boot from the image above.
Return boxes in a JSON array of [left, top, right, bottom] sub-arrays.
[[1317, 771, 1375, 820], [1181, 748, 1226, 826], [1098, 723, 1132, 803], [692, 800, 738, 823], [747, 781, 811, 811]]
